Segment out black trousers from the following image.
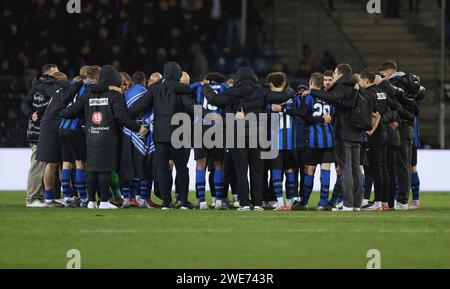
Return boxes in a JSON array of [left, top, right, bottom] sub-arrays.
[[396, 126, 413, 204], [368, 133, 388, 202], [87, 172, 111, 202], [223, 150, 237, 197], [263, 159, 276, 202], [155, 143, 189, 207], [386, 145, 399, 207], [231, 147, 264, 207]]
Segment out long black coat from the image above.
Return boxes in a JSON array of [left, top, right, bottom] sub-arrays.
[[61, 65, 140, 172]]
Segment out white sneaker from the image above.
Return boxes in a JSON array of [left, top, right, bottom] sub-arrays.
[[26, 200, 46, 208], [138, 199, 155, 209], [361, 199, 370, 207], [395, 201, 409, 211], [99, 202, 118, 209], [268, 201, 277, 209], [215, 201, 228, 210], [237, 206, 251, 212], [122, 198, 130, 208], [354, 208, 361, 212], [87, 201, 98, 209], [253, 206, 264, 212], [362, 202, 383, 211], [332, 205, 353, 212], [409, 200, 420, 210], [199, 201, 209, 210]]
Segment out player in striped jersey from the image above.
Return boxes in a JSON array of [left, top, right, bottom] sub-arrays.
[[302, 73, 335, 210], [59, 66, 100, 207], [120, 71, 155, 209], [188, 72, 230, 210], [265, 73, 298, 211]]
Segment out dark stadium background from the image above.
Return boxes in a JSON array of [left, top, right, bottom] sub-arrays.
[[0, 0, 449, 148]]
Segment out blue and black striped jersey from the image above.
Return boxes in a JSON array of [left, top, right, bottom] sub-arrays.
[[269, 98, 296, 151], [293, 95, 308, 149], [190, 81, 229, 126], [304, 94, 335, 149], [122, 84, 154, 156], [60, 82, 92, 131]]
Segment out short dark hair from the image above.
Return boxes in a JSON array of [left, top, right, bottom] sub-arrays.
[[86, 66, 101, 79], [359, 69, 376, 83], [323, 70, 334, 77], [132, 71, 146, 85], [380, 60, 398, 71], [310, 72, 324, 87], [336, 63, 352, 75], [267, 72, 287, 88], [205, 72, 226, 83], [42, 64, 57, 75]]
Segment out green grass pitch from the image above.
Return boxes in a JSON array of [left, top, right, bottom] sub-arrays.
[[1, 191, 450, 269]]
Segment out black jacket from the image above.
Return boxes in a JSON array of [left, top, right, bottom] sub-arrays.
[[310, 74, 362, 143], [378, 78, 415, 126], [36, 80, 83, 162], [129, 62, 191, 143], [20, 74, 58, 144], [387, 72, 418, 126], [60, 65, 140, 172]]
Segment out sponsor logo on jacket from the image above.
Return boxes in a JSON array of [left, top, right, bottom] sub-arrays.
[[92, 112, 103, 125], [89, 98, 109, 106]]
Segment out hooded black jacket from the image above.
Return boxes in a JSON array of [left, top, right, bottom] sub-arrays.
[[129, 62, 192, 143], [310, 74, 362, 143], [21, 74, 59, 144], [60, 65, 140, 172]]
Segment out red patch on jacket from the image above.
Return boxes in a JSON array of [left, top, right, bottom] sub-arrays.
[[92, 112, 103, 125]]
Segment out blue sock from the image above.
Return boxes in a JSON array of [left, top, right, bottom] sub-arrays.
[[285, 171, 297, 201], [319, 169, 331, 206], [75, 169, 87, 200], [411, 172, 420, 201], [140, 179, 149, 200], [70, 169, 77, 195], [214, 169, 224, 201], [130, 178, 139, 199], [44, 189, 54, 200], [330, 174, 342, 205], [122, 182, 131, 199], [272, 168, 283, 199], [196, 170, 206, 202], [302, 174, 314, 206], [61, 169, 72, 199]]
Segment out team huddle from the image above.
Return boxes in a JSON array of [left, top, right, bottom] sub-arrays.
[[21, 60, 424, 211]]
